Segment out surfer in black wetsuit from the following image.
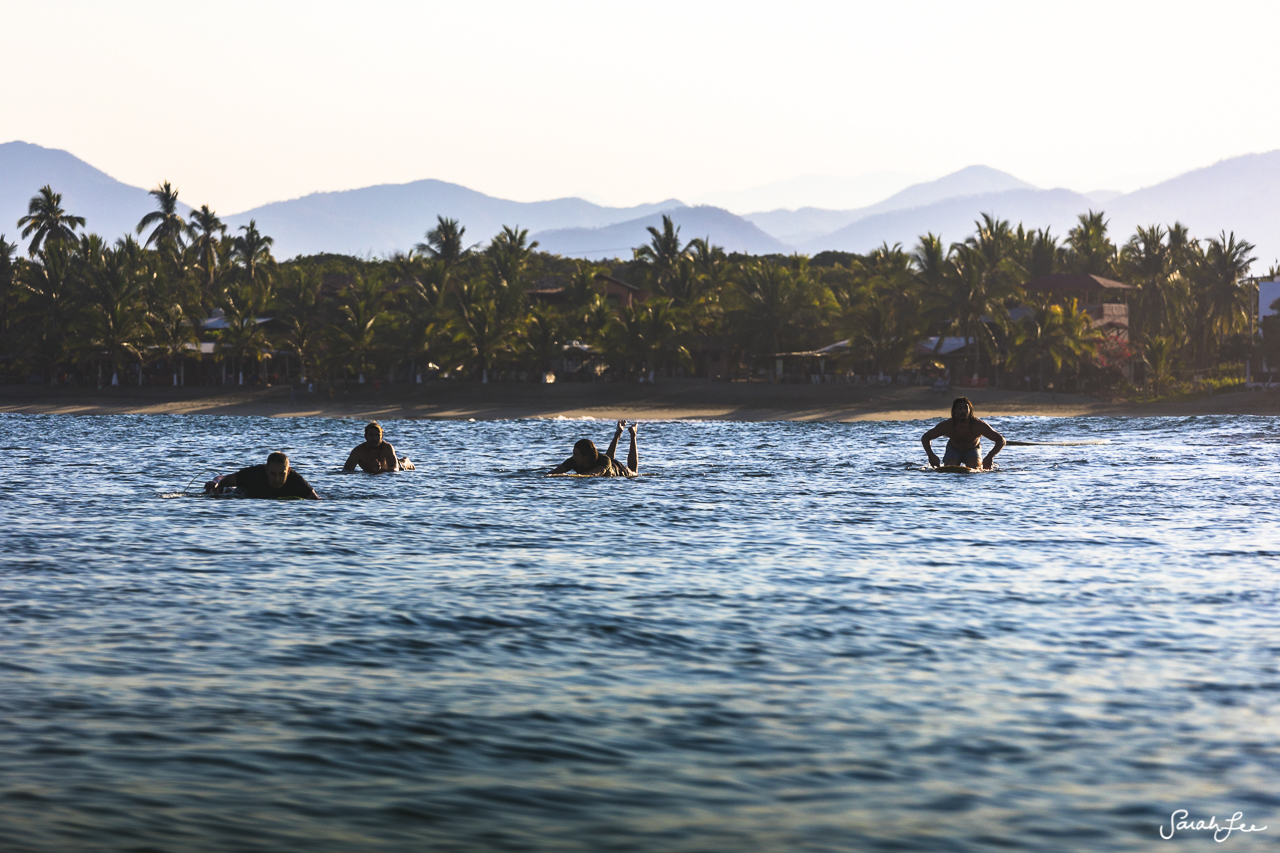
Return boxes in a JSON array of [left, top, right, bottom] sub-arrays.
[[921, 397, 1006, 470], [205, 451, 320, 499], [548, 420, 639, 477]]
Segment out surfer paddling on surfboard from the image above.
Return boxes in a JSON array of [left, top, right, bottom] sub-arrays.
[[548, 420, 639, 477], [205, 451, 320, 499], [343, 421, 414, 472], [921, 397, 1006, 470]]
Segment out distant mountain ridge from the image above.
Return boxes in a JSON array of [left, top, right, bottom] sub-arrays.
[[743, 166, 1037, 246], [3, 140, 1279, 269], [532, 206, 791, 258], [223, 181, 684, 258], [0, 141, 188, 248], [795, 188, 1098, 254]]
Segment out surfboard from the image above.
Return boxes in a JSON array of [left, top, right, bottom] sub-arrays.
[[933, 464, 983, 473], [1005, 440, 1109, 446]]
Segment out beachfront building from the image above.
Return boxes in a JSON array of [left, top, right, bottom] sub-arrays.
[[525, 272, 652, 308], [915, 336, 981, 386], [1021, 273, 1132, 340]]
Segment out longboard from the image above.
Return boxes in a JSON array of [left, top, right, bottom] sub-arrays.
[[1005, 440, 1109, 446], [933, 464, 983, 473]]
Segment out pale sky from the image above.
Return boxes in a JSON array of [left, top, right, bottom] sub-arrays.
[[3, 0, 1279, 213]]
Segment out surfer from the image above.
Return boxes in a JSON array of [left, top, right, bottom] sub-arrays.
[[548, 420, 639, 477], [204, 451, 320, 499], [343, 421, 414, 472], [921, 397, 1006, 470]]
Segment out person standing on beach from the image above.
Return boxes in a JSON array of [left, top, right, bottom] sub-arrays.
[[921, 397, 1006, 469], [343, 421, 414, 472], [205, 452, 320, 499], [548, 420, 639, 477]]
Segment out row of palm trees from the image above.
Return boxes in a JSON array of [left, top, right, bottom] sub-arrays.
[[0, 182, 1261, 393]]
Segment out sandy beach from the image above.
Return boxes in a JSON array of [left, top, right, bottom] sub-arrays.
[[2, 380, 1278, 421]]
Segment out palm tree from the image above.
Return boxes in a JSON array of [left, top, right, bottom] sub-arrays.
[[187, 205, 226, 297], [848, 244, 927, 377], [233, 220, 275, 311], [1025, 228, 1063, 280], [401, 260, 451, 381], [634, 214, 690, 293], [911, 233, 947, 292], [17, 186, 85, 256], [563, 261, 603, 309], [1143, 335, 1177, 396], [520, 304, 565, 378], [276, 268, 325, 382], [0, 235, 19, 359], [1195, 231, 1256, 364], [486, 225, 537, 287], [636, 297, 691, 379], [725, 260, 834, 376], [13, 241, 81, 383], [484, 226, 537, 327], [1118, 224, 1183, 344], [82, 240, 156, 386], [416, 216, 466, 268], [332, 274, 389, 384], [933, 228, 1023, 382], [136, 181, 188, 256], [217, 294, 271, 386], [152, 302, 198, 386], [450, 278, 517, 381], [1065, 210, 1117, 277], [0, 234, 16, 303], [1007, 300, 1102, 391]]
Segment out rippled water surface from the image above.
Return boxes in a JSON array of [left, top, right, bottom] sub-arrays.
[[2, 413, 1280, 852]]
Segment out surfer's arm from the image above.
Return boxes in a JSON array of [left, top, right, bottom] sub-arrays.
[[921, 421, 948, 465], [604, 420, 624, 460], [204, 472, 237, 492], [342, 447, 360, 472], [979, 421, 1006, 469], [547, 457, 575, 476], [380, 442, 399, 472]]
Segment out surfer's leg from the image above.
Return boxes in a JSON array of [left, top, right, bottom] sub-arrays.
[[626, 428, 638, 475]]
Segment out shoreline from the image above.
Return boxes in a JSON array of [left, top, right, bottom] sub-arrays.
[[1, 381, 1278, 421]]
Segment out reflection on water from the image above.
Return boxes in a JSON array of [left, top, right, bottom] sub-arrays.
[[1, 413, 1279, 852]]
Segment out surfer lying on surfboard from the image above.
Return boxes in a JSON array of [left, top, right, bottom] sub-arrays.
[[205, 451, 321, 499], [921, 397, 1006, 470], [548, 420, 639, 477]]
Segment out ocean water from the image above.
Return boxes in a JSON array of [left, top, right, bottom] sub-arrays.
[[1, 412, 1278, 852]]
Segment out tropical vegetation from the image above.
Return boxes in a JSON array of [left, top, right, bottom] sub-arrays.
[[0, 182, 1265, 397]]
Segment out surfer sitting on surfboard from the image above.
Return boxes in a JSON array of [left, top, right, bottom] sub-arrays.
[[548, 420, 639, 477], [343, 421, 414, 472], [921, 397, 1006, 470]]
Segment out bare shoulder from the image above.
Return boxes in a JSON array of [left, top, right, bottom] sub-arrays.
[[976, 418, 1004, 438], [924, 418, 954, 437]]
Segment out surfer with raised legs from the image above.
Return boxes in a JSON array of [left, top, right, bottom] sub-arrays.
[[204, 451, 320, 499], [548, 420, 639, 477], [343, 421, 414, 472], [921, 397, 1006, 470]]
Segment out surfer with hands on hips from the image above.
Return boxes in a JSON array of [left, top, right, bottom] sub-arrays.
[[921, 396, 1006, 470]]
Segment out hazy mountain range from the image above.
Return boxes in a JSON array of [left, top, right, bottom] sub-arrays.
[[3, 140, 1279, 269]]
